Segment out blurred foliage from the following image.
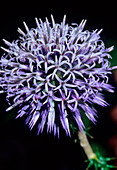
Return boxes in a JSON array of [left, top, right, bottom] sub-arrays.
[[106, 39, 117, 67]]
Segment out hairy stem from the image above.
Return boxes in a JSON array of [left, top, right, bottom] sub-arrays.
[[78, 131, 96, 160]]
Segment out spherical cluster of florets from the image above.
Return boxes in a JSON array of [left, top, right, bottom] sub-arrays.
[[0, 15, 115, 137]]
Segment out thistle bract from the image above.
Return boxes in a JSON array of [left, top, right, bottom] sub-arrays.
[[0, 15, 115, 137]]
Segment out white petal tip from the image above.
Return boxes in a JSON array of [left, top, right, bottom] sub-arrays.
[[35, 17, 40, 28], [23, 21, 29, 32], [2, 39, 12, 46], [0, 91, 4, 94], [0, 46, 11, 53], [97, 29, 103, 35], [51, 14, 55, 27], [17, 27, 25, 36]]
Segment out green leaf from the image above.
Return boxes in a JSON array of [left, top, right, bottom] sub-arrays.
[[86, 162, 93, 170], [105, 157, 115, 161], [94, 161, 98, 170]]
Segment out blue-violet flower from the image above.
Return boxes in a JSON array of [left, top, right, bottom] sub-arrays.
[[0, 15, 116, 137]]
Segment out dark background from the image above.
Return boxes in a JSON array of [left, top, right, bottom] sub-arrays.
[[0, 1, 117, 170]]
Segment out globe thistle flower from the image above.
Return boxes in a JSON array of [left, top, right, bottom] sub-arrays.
[[0, 15, 116, 137]]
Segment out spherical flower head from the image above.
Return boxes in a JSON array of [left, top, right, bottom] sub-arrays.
[[0, 15, 115, 137]]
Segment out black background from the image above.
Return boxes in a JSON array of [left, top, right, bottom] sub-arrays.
[[0, 1, 117, 170]]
